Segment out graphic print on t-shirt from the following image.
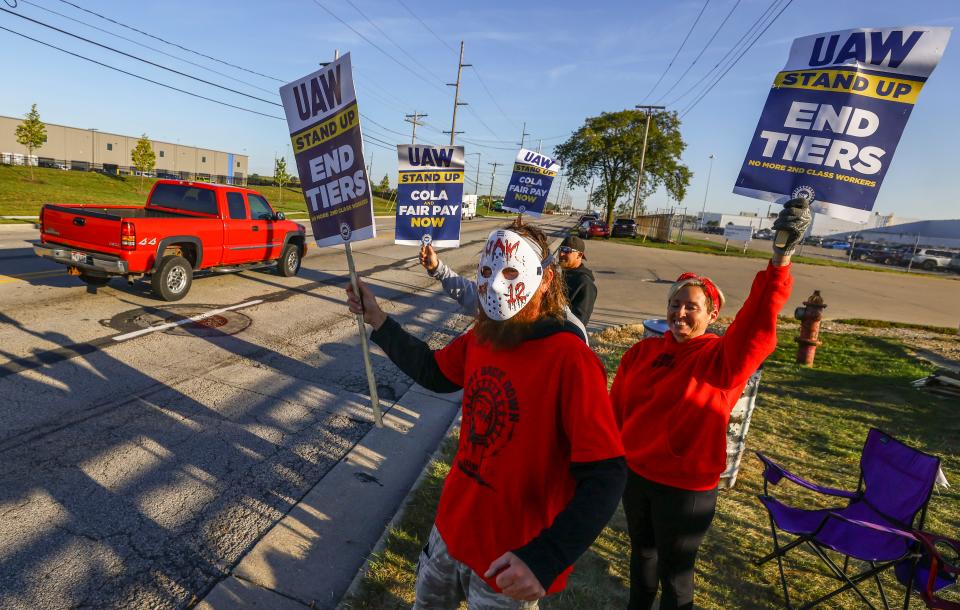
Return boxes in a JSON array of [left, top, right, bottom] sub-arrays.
[[457, 365, 519, 489]]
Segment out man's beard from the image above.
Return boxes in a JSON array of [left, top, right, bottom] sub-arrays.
[[474, 289, 544, 351]]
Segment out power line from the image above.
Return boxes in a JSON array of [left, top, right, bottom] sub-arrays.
[[681, 0, 794, 117], [344, 0, 447, 85], [0, 24, 284, 120], [469, 66, 518, 132], [641, 0, 711, 101], [310, 0, 448, 95], [653, 0, 741, 104], [394, 0, 455, 52], [17, 0, 277, 96], [664, 0, 781, 107], [0, 8, 281, 107], [53, 0, 282, 82]]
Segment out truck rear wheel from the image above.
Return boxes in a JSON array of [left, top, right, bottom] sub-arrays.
[[79, 273, 110, 287], [277, 243, 301, 277], [152, 255, 192, 301]]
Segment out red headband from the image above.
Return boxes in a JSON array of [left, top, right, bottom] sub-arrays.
[[676, 272, 721, 312]]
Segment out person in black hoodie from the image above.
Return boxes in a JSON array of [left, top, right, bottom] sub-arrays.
[[558, 236, 598, 326]]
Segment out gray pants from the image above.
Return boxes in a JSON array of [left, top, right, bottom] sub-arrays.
[[413, 525, 539, 610]]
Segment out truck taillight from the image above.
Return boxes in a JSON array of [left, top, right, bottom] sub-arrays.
[[39, 207, 45, 235], [121, 221, 136, 250]]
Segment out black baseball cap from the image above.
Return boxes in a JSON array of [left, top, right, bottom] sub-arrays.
[[560, 236, 586, 258]]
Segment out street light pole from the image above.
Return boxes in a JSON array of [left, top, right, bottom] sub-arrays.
[[699, 154, 715, 229], [631, 105, 665, 219]]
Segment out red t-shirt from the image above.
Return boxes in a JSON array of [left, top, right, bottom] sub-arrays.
[[611, 262, 793, 491], [433, 328, 624, 594]]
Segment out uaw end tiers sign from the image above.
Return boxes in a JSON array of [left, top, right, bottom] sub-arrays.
[[280, 53, 376, 246]]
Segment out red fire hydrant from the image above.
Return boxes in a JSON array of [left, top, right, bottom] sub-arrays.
[[794, 290, 827, 365]]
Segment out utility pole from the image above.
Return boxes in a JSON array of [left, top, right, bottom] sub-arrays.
[[631, 105, 665, 219], [699, 154, 715, 229], [445, 40, 470, 145], [487, 161, 501, 209], [467, 152, 481, 195], [554, 170, 565, 212], [518, 121, 530, 149], [404, 111, 428, 144], [537, 138, 542, 153]]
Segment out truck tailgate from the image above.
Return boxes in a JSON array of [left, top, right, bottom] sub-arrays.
[[41, 205, 135, 255]]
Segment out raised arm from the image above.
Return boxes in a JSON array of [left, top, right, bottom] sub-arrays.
[[346, 278, 461, 393], [711, 199, 811, 387], [420, 244, 479, 315]]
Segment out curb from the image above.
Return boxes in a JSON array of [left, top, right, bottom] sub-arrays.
[[335, 413, 461, 609]]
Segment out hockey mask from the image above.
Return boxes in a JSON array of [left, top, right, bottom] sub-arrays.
[[477, 229, 545, 321]]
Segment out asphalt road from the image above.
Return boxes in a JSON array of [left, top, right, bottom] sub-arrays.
[[0, 215, 957, 609], [0, 215, 557, 610]]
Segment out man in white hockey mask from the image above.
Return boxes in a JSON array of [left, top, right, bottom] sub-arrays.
[[345, 220, 625, 607]]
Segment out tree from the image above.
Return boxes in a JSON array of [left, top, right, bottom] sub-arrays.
[[554, 109, 691, 226], [131, 134, 156, 193], [274, 156, 290, 204], [15, 104, 46, 181], [377, 173, 391, 192]]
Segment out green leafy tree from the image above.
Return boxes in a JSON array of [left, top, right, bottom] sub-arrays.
[[377, 173, 391, 192], [274, 156, 290, 204], [131, 134, 156, 193], [554, 109, 691, 226], [14, 104, 47, 181]]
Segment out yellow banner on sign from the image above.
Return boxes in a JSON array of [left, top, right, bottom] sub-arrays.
[[512, 162, 557, 177], [773, 70, 923, 105], [290, 103, 360, 153], [399, 171, 464, 184]]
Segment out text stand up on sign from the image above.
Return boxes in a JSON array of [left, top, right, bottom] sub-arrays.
[[335, 49, 381, 427]]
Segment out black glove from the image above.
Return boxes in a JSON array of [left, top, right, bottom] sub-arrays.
[[772, 198, 812, 257]]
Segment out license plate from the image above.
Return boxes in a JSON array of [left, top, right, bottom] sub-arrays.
[[70, 251, 86, 263]]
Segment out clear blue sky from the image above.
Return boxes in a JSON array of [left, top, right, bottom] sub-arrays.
[[1, 0, 957, 219]]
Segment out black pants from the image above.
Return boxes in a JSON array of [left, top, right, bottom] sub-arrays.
[[622, 469, 718, 610]]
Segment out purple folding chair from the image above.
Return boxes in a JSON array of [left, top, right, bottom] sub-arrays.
[[755, 428, 942, 609]]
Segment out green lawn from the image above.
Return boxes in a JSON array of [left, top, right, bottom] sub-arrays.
[[0, 165, 394, 220], [343, 323, 959, 609], [605, 233, 947, 277]]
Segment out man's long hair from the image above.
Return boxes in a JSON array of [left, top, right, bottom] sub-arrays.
[[474, 218, 568, 351]]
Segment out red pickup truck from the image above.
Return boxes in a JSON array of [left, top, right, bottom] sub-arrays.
[[34, 180, 307, 301]]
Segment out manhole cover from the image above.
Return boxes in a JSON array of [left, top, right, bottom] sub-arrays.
[[105, 305, 252, 337]]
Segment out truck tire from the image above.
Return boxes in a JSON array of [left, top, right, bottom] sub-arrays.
[[277, 243, 301, 277], [922, 259, 936, 271], [79, 273, 110, 287], [152, 255, 192, 301]]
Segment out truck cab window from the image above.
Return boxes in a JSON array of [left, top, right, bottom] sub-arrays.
[[247, 194, 274, 220], [227, 192, 247, 220]]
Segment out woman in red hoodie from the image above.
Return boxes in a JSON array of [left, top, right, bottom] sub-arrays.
[[611, 199, 811, 610]]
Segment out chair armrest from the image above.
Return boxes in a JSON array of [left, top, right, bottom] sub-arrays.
[[755, 452, 858, 498]]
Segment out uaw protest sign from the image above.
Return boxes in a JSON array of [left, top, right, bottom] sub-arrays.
[[734, 27, 951, 222], [394, 145, 465, 247], [502, 148, 561, 217], [280, 53, 376, 246]]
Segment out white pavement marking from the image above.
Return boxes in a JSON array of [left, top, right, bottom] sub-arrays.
[[111, 300, 264, 342]]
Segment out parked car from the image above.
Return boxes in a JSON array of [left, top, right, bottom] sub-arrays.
[[702, 225, 724, 235], [949, 255, 960, 274], [869, 246, 914, 266], [801, 235, 824, 247], [578, 212, 599, 225], [578, 220, 610, 239], [611, 218, 638, 238], [910, 248, 956, 271], [754, 228, 774, 240], [34, 180, 307, 301], [823, 240, 851, 250], [845, 242, 882, 260]]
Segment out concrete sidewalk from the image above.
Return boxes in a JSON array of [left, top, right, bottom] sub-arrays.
[[196, 385, 461, 609]]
